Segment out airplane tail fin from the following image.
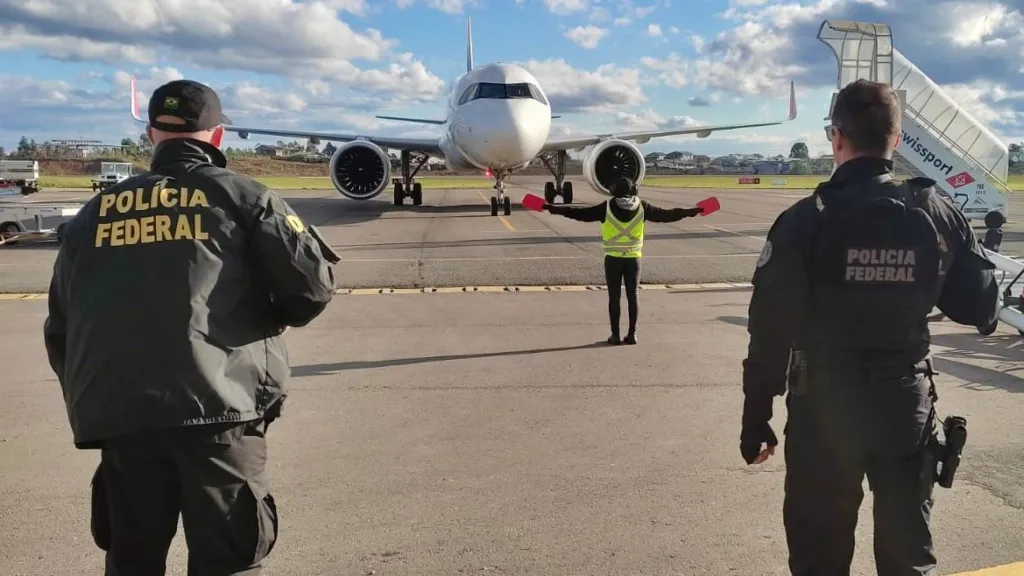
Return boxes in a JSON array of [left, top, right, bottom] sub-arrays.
[[466, 15, 474, 73], [129, 76, 146, 124], [788, 80, 797, 121]]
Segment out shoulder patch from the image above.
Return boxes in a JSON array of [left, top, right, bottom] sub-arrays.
[[285, 214, 305, 233], [756, 240, 772, 267]]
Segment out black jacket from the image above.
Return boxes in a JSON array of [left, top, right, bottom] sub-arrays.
[[547, 198, 703, 223], [43, 138, 340, 448], [740, 156, 1000, 427]]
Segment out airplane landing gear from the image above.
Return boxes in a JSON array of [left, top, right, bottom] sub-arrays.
[[540, 150, 573, 204], [393, 150, 428, 206], [490, 169, 512, 216]]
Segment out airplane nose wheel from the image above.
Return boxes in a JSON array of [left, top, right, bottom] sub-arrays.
[[490, 169, 512, 216]]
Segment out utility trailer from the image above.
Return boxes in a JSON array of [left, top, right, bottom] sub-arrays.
[[0, 160, 40, 196], [0, 183, 83, 245]]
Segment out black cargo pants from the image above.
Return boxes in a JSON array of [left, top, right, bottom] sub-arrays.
[[90, 418, 279, 576], [782, 359, 939, 576]]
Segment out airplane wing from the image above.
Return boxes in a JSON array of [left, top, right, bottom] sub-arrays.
[[222, 126, 441, 154], [129, 77, 442, 155], [541, 81, 797, 153]]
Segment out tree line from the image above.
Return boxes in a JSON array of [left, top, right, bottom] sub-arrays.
[[0, 134, 307, 162]]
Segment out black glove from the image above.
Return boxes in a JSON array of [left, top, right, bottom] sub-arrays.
[[686, 207, 704, 217], [740, 422, 778, 464]]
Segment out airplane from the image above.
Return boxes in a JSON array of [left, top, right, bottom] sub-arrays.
[[131, 16, 798, 217]]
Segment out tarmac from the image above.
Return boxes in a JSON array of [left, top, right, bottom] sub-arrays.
[[1, 175, 1022, 574]]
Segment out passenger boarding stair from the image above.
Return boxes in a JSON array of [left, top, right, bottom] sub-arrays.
[[817, 20, 1024, 337], [818, 21, 1010, 227]]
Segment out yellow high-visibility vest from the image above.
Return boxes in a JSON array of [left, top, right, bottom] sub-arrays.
[[601, 201, 644, 258]]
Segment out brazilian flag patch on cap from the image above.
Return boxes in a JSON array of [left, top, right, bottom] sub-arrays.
[[163, 96, 179, 110]]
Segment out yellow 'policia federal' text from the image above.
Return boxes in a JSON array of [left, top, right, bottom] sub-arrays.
[[95, 185, 209, 248]]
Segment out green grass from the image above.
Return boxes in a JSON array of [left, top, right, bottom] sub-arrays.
[[641, 174, 828, 189], [39, 173, 1024, 191], [643, 174, 1024, 191]]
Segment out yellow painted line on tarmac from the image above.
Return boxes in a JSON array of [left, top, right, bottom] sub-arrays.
[[0, 283, 755, 301], [474, 189, 516, 231], [949, 562, 1024, 575]]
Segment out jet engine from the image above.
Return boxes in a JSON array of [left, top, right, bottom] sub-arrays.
[[582, 139, 647, 195], [328, 140, 392, 200]]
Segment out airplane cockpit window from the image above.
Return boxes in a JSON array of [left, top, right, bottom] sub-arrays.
[[477, 83, 508, 99], [458, 84, 478, 105], [458, 82, 548, 105]]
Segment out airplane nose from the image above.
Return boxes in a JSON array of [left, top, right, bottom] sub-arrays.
[[463, 101, 549, 168]]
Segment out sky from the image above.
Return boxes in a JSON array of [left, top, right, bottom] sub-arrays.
[[0, 0, 1023, 160]]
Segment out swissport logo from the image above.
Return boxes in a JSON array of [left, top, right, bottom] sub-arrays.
[[946, 171, 974, 189], [899, 130, 954, 176]]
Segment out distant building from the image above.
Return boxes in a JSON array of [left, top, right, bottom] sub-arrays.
[[752, 160, 792, 175], [254, 144, 288, 158], [46, 139, 128, 158]]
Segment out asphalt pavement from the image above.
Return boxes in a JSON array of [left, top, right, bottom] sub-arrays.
[[1, 175, 1022, 574]]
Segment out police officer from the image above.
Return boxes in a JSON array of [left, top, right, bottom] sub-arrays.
[[42, 79, 340, 575], [739, 79, 999, 574], [544, 176, 705, 344]]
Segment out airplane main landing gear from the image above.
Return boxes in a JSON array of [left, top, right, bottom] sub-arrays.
[[393, 150, 428, 206], [540, 150, 573, 205], [490, 169, 512, 216]]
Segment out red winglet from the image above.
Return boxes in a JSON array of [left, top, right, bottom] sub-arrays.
[[522, 193, 546, 212], [696, 196, 720, 216]]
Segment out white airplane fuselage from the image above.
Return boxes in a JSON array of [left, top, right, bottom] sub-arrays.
[[436, 63, 552, 172]]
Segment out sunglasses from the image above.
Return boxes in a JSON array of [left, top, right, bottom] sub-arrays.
[[824, 124, 842, 142]]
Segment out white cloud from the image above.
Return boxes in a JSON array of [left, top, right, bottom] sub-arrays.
[[542, 0, 589, 13], [646, 23, 662, 37], [521, 59, 649, 113], [589, 6, 612, 22], [565, 25, 610, 49], [703, 0, 1024, 140], [392, 0, 478, 12], [615, 109, 702, 132], [0, 0, 445, 103], [638, 53, 688, 88]]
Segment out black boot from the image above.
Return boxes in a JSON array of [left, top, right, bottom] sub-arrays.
[[607, 332, 621, 345], [623, 331, 637, 345]]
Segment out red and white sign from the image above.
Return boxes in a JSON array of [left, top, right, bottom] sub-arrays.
[[946, 171, 974, 189]]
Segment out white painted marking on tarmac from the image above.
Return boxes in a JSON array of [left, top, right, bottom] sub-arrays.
[[0, 282, 756, 300], [702, 224, 767, 242], [480, 229, 549, 233], [334, 253, 759, 262]]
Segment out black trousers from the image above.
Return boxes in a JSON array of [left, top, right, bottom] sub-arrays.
[[90, 419, 279, 576], [783, 361, 938, 575], [604, 255, 640, 334]]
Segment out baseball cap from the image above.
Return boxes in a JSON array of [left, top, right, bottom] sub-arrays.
[[148, 79, 232, 133]]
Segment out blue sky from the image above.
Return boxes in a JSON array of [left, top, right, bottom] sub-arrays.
[[1, 0, 1023, 159]]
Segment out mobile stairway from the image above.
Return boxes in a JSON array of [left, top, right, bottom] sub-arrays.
[[817, 21, 1024, 336], [818, 21, 1009, 228]]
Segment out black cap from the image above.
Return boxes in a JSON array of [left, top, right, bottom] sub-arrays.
[[148, 79, 232, 133], [610, 177, 637, 198]]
